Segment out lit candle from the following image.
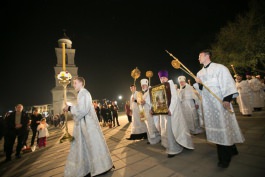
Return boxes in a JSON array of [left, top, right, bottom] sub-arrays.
[[231, 64, 236, 75], [62, 43, 66, 71]]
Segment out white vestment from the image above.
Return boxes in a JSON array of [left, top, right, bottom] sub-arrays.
[[130, 91, 147, 134], [178, 84, 203, 134], [142, 90, 161, 144], [152, 115, 160, 134], [159, 80, 194, 154], [64, 88, 113, 177], [236, 80, 253, 115], [194, 63, 245, 146], [193, 89, 204, 127], [261, 83, 265, 101], [249, 78, 264, 108]]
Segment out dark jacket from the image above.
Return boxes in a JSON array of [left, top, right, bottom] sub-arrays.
[[110, 105, 119, 116], [30, 113, 42, 129], [5, 111, 30, 135], [95, 106, 100, 118], [101, 107, 112, 121]]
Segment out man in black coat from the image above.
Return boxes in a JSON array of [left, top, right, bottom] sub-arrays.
[[4, 104, 30, 162], [100, 104, 112, 126], [110, 101, 120, 126]]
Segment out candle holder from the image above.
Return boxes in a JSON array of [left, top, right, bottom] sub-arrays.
[[57, 59, 74, 142], [146, 71, 153, 86], [230, 65, 237, 78], [131, 67, 141, 85]]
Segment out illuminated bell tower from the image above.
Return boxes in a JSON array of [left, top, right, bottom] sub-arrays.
[[51, 33, 78, 116]]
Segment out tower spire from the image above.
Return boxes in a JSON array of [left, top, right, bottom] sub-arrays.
[[58, 30, 72, 49], [62, 29, 70, 39]]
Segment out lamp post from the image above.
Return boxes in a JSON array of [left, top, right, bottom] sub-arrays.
[[118, 95, 123, 111], [57, 42, 73, 143], [118, 95, 122, 100]]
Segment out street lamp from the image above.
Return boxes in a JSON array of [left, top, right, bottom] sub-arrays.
[[118, 95, 123, 111], [57, 42, 73, 143]]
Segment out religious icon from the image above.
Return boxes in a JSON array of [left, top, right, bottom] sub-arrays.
[[149, 82, 171, 115]]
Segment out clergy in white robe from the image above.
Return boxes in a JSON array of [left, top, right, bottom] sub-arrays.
[[235, 75, 252, 116], [246, 73, 254, 110], [157, 70, 194, 158], [139, 78, 161, 144], [261, 80, 265, 102], [177, 76, 203, 134], [194, 50, 245, 168], [63, 77, 113, 177], [192, 88, 204, 128], [126, 84, 148, 140], [249, 77, 264, 111]]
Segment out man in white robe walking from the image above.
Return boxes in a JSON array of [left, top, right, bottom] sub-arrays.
[[235, 74, 252, 116], [139, 78, 161, 144], [177, 76, 203, 134], [63, 77, 114, 177], [249, 75, 264, 111], [126, 84, 148, 140], [156, 70, 194, 158], [194, 49, 245, 168]]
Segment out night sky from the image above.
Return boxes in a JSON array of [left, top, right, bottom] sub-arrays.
[[1, 0, 249, 113]]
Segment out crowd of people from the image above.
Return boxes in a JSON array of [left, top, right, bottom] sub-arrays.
[[125, 49, 263, 169], [0, 104, 51, 162], [235, 73, 265, 116], [0, 49, 264, 176], [93, 100, 121, 128]]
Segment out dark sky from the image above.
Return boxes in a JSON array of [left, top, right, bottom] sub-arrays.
[[1, 0, 249, 113]]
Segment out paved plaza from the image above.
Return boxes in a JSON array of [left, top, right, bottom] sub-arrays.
[[0, 105, 264, 177]]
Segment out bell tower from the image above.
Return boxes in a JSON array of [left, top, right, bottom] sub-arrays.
[[51, 33, 78, 116]]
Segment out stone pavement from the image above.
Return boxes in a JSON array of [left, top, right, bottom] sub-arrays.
[[0, 106, 264, 177]]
